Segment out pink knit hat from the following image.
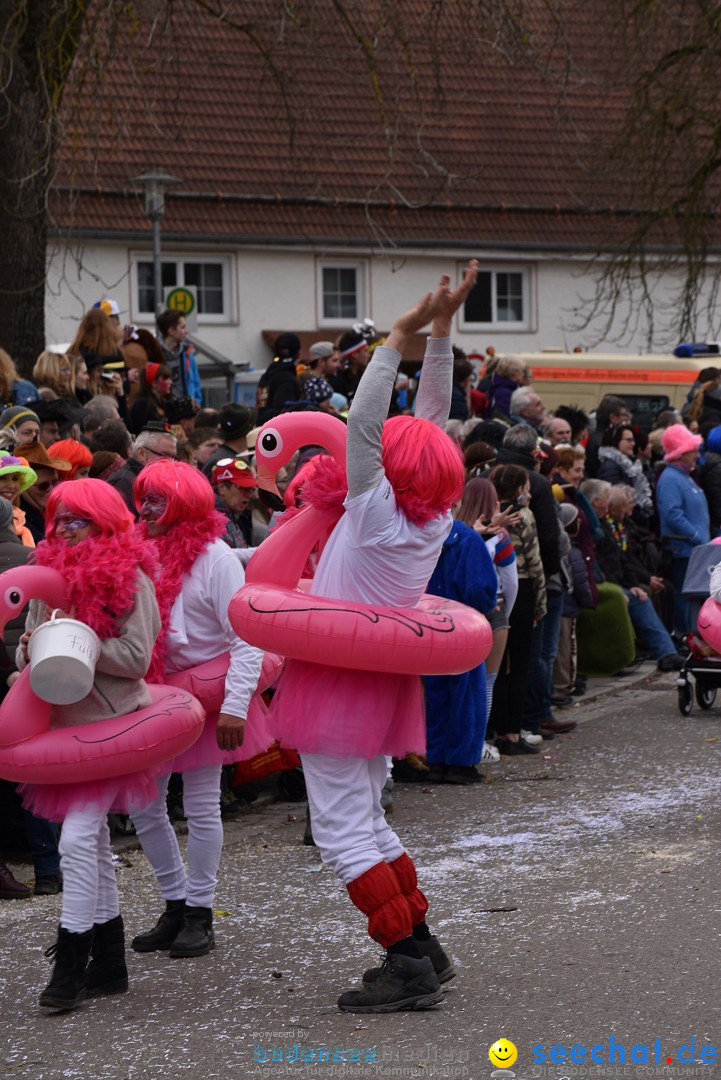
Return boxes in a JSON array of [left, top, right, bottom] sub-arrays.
[[661, 424, 703, 462]]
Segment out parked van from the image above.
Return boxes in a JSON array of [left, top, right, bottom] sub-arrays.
[[516, 350, 716, 426]]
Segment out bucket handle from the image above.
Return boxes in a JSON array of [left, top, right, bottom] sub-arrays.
[[49, 608, 63, 624]]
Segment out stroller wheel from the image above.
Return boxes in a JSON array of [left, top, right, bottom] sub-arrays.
[[678, 681, 693, 717], [695, 681, 717, 710]]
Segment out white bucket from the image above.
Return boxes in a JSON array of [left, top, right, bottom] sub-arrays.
[[28, 610, 101, 705]]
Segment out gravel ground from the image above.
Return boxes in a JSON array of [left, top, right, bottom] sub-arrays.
[[2, 667, 721, 1080]]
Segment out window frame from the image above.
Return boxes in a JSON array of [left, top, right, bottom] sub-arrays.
[[316, 259, 367, 327], [458, 263, 533, 332], [130, 252, 234, 325]]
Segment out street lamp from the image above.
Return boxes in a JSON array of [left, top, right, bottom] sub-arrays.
[[132, 169, 183, 318]]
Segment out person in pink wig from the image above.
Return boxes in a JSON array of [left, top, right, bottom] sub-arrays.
[[17, 479, 160, 1010], [130, 461, 266, 959], [269, 262, 479, 1012]]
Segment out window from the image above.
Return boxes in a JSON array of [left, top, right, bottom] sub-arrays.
[[133, 255, 231, 323], [460, 265, 532, 330], [317, 261, 366, 325]]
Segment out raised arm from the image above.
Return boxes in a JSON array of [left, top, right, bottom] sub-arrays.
[[346, 261, 478, 499], [413, 261, 478, 427]]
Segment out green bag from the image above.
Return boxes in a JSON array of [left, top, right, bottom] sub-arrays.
[[577, 582, 636, 677]]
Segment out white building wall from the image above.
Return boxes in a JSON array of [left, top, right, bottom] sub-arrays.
[[45, 237, 705, 368]]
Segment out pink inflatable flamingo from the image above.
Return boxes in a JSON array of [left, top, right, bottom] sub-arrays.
[[698, 596, 721, 655], [229, 413, 492, 675], [0, 564, 205, 784]]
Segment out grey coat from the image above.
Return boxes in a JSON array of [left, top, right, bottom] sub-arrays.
[[17, 570, 160, 728]]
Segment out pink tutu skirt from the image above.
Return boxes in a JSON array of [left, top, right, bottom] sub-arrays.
[[18, 767, 160, 823], [165, 693, 273, 773], [269, 660, 425, 759]]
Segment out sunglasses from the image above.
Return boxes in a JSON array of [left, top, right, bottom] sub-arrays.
[[145, 446, 177, 461]]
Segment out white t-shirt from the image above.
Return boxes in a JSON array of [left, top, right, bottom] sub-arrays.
[[311, 477, 453, 607], [165, 539, 263, 717]]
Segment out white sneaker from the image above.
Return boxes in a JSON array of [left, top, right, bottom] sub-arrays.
[[520, 729, 543, 745], [481, 741, 501, 762]]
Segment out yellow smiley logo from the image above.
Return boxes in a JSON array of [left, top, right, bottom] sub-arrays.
[[489, 1039, 518, 1069]]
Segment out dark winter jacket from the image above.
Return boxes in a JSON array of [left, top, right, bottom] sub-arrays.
[[698, 451, 721, 536], [256, 361, 301, 425], [488, 374, 518, 420], [594, 519, 636, 590], [106, 456, 145, 516], [564, 543, 596, 617], [449, 383, 470, 421], [494, 445, 561, 577]]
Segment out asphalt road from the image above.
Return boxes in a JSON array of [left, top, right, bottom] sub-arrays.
[[2, 667, 721, 1080]]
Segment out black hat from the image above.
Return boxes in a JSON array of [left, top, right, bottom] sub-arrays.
[[34, 399, 91, 431], [271, 333, 301, 364], [218, 404, 254, 440], [81, 347, 124, 371], [165, 397, 197, 424]]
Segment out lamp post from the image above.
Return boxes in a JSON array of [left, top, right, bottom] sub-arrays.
[[133, 169, 183, 318]]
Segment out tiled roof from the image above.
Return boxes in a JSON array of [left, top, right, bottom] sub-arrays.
[[50, 1, 721, 251]]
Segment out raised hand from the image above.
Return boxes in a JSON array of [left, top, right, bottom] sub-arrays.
[[430, 260, 479, 335], [391, 291, 438, 337], [384, 260, 479, 354]]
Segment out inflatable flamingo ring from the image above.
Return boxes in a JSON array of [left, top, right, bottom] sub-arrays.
[[698, 596, 721, 655], [229, 412, 492, 675], [0, 565, 205, 785]]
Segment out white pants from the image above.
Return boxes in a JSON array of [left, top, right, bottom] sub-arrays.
[[301, 753, 405, 885], [131, 765, 223, 909], [59, 809, 119, 933]]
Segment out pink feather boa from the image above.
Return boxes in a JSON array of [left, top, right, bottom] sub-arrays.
[[32, 531, 157, 639], [138, 511, 228, 683]]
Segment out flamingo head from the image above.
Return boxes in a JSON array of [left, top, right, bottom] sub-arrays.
[[0, 565, 69, 639], [254, 413, 347, 497]]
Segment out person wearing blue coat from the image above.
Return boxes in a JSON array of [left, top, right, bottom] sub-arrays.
[[422, 520, 498, 784], [656, 424, 710, 635]]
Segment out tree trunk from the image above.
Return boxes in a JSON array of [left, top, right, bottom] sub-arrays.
[[0, 1, 88, 375]]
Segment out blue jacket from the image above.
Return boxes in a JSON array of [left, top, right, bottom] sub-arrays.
[[422, 521, 497, 766], [656, 464, 710, 556], [162, 341, 202, 405], [11, 379, 40, 406]]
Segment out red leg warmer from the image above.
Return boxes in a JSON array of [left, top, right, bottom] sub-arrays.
[[389, 852, 429, 927], [346, 861, 413, 947]]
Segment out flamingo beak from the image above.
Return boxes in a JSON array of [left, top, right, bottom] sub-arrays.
[[255, 464, 281, 499]]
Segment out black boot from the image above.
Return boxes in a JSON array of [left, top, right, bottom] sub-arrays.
[[303, 806, 316, 847], [39, 926, 94, 1010], [169, 906, 215, 958], [85, 914, 128, 997], [131, 899, 186, 953], [337, 953, 442, 1013], [362, 935, 455, 987]]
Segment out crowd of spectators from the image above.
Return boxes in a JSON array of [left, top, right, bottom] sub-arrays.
[[1, 308, 718, 897]]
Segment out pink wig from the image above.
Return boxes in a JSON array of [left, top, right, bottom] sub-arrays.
[[48, 439, 93, 480], [45, 478, 134, 539], [133, 459, 214, 525], [381, 416, 464, 526]]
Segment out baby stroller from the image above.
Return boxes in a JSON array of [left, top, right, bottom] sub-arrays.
[[677, 541, 721, 716]]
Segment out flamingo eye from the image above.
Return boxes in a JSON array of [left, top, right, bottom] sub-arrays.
[[259, 428, 284, 459], [4, 588, 22, 607]]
